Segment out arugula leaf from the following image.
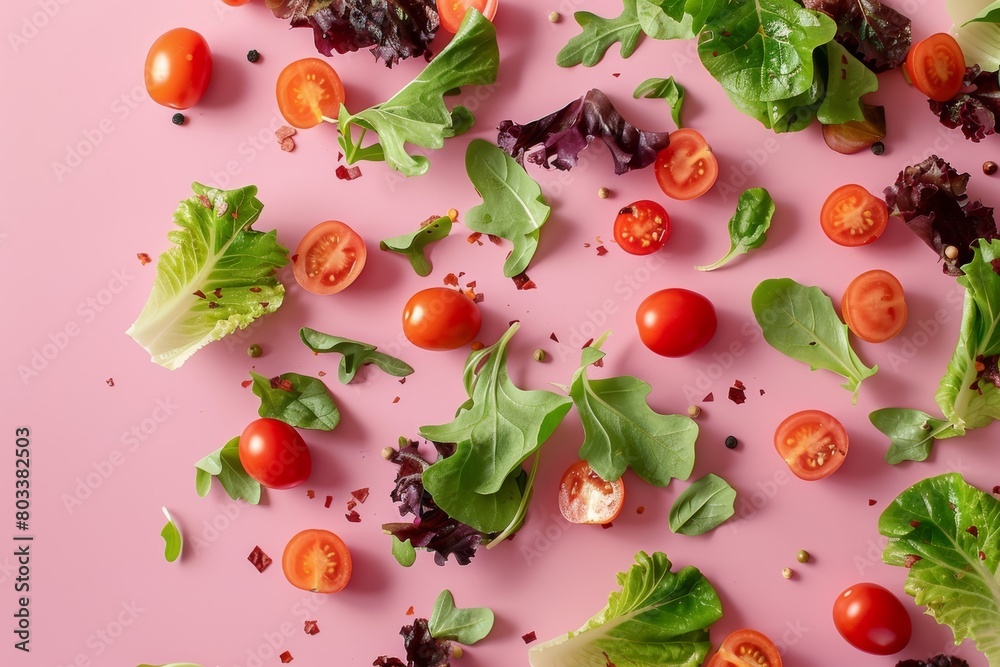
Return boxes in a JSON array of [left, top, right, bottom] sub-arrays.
[[635, 0, 715, 40], [464, 140, 552, 278], [428, 590, 495, 645], [817, 42, 879, 124], [633, 76, 686, 127], [194, 437, 262, 504], [160, 507, 183, 563], [668, 474, 736, 536], [557, 0, 643, 67], [379, 215, 452, 276], [528, 551, 723, 667], [965, 0, 1000, 24], [880, 474, 1000, 665], [299, 327, 414, 384], [751, 278, 877, 403], [698, 0, 836, 102], [570, 333, 697, 486], [249, 371, 340, 431], [338, 10, 499, 176], [390, 536, 416, 568], [870, 408, 953, 464], [126, 184, 288, 370], [696, 188, 775, 271]]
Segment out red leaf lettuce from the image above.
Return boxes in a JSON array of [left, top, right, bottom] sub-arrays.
[[930, 66, 1000, 142], [373, 618, 450, 667], [802, 0, 911, 73]]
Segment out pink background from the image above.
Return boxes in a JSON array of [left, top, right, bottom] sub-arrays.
[[3, 0, 999, 665]]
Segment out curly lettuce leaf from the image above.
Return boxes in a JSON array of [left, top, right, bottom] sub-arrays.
[[126, 184, 288, 370], [803, 0, 911, 73], [930, 66, 1000, 142]]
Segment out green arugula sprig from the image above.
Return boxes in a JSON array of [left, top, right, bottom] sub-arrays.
[[696, 187, 775, 271], [299, 328, 413, 384], [380, 215, 453, 276], [633, 76, 686, 127]]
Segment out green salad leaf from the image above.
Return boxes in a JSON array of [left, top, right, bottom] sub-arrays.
[[724, 73, 825, 133], [464, 140, 552, 278], [869, 408, 954, 464], [817, 42, 878, 125], [138, 664, 204, 667], [696, 187, 775, 271], [751, 278, 877, 403], [299, 327, 413, 384], [126, 184, 288, 370], [338, 10, 499, 176], [965, 0, 1000, 24], [528, 551, 723, 667], [249, 371, 340, 431], [194, 437, 262, 504], [428, 590, 495, 645], [390, 535, 416, 568], [949, 0, 1000, 71], [633, 76, 686, 127], [557, 0, 643, 67], [570, 333, 697, 486], [160, 507, 183, 563], [668, 474, 736, 536], [379, 215, 453, 276], [880, 474, 1000, 665]]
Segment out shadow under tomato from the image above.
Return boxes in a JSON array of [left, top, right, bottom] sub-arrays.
[[198, 53, 249, 111], [339, 543, 390, 596]]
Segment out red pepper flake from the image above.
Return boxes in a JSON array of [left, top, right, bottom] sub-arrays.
[[291, 254, 299, 263], [473, 292, 485, 303], [593, 357, 604, 368], [980, 551, 987, 561], [337, 151, 343, 160], [213, 288, 223, 299], [306, 490, 315, 499], [728, 386, 746, 405], [351, 488, 370, 503], [583, 242, 591, 248], [993, 486, 1000, 494], [487, 234, 503, 245], [522, 631, 536, 644], [324, 495, 333, 508], [443, 273, 459, 287], [269, 377, 293, 391], [466, 280, 477, 289], [759, 389, 766, 396], [636, 506, 645, 515], [276, 125, 297, 141], [398, 377, 406, 384], [304, 620, 320, 635], [405, 606, 415, 616], [279, 650, 293, 663], [240, 380, 253, 389], [910, 520, 921, 528], [868, 499, 877, 506], [612, 72, 621, 78], [512, 272, 536, 290], [467, 232, 483, 244], [392, 396, 400, 404], [193, 290, 207, 299], [248, 287, 262, 295], [247, 546, 272, 572], [208, 302, 219, 309], [137, 252, 151, 265], [596, 245, 608, 256], [471, 341, 485, 351], [106, 378, 115, 387], [347, 499, 357, 511], [336, 165, 363, 180], [733, 379, 746, 390], [345, 510, 362, 523], [967, 525, 979, 537], [550, 332, 559, 342], [318, 370, 327, 377], [903, 554, 921, 568], [601, 522, 613, 529], [703, 392, 714, 402], [259, 301, 270, 309]]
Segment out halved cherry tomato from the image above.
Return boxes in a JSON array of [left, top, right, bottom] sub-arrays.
[[905, 33, 966, 103], [842, 270, 907, 343], [292, 220, 367, 295], [636, 288, 717, 357], [706, 629, 782, 667], [557, 460, 625, 525], [402, 287, 482, 351], [654, 128, 719, 200], [282, 529, 352, 594], [820, 184, 888, 247], [437, 0, 498, 33], [774, 410, 848, 481], [276, 58, 345, 129], [238, 418, 312, 489], [220, 0, 251, 5], [614, 200, 670, 255], [833, 583, 911, 655], [144, 28, 213, 110]]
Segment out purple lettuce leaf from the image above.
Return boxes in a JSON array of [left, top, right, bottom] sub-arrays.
[[803, 0, 910, 73], [374, 618, 451, 667], [896, 656, 970, 667], [884, 155, 998, 275], [930, 66, 1000, 142], [497, 89, 670, 175]]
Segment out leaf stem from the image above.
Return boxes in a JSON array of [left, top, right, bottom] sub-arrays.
[[486, 455, 539, 549]]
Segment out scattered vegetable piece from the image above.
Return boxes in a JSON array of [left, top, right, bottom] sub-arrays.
[[144, 28, 213, 110], [238, 418, 312, 489], [614, 200, 670, 256], [929, 66, 1000, 142], [841, 269, 907, 343], [696, 188, 775, 271], [668, 474, 736, 535], [904, 33, 966, 103], [299, 328, 413, 384], [160, 507, 183, 563], [304, 620, 319, 635], [292, 220, 367, 295], [195, 437, 262, 504], [427, 589, 495, 644], [391, 536, 417, 568], [335, 165, 362, 180], [249, 372, 339, 431], [820, 183, 888, 247], [637, 288, 717, 357], [522, 631, 536, 644], [896, 656, 970, 667], [706, 629, 782, 667], [558, 460, 625, 525], [380, 215, 453, 276], [247, 545, 272, 572], [654, 128, 718, 200], [633, 76, 686, 127], [282, 529, 351, 593], [802, 0, 911, 73], [402, 288, 482, 351], [832, 582, 912, 655], [774, 409, 849, 480]]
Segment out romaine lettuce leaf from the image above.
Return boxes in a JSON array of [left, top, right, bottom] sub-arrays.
[[126, 184, 288, 370]]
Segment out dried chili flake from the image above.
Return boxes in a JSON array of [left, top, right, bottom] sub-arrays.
[[868, 499, 877, 506], [259, 301, 269, 308], [582, 338, 594, 349], [346, 510, 362, 523], [512, 272, 536, 290], [240, 380, 253, 389], [306, 490, 315, 499], [137, 252, 151, 265], [304, 620, 320, 635], [583, 242, 591, 248], [276, 126, 297, 141], [270, 377, 293, 392], [336, 165, 363, 180], [981, 551, 987, 561], [522, 631, 536, 644], [247, 546, 272, 572], [601, 522, 613, 529], [249, 286, 262, 293], [279, 650, 293, 663], [728, 385, 746, 405], [596, 245, 608, 256], [910, 520, 921, 527], [593, 357, 604, 368], [466, 280, 477, 289], [443, 273, 459, 287], [612, 72, 621, 78], [347, 499, 357, 511], [198, 194, 212, 208], [106, 378, 115, 387], [213, 288, 223, 298], [193, 290, 207, 299], [703, 392, 714, 402], [405, 606, 415, 616], [208, 302, 220, 309], [351, 488, 370, 503], [318, 370, 327, 377], [398, 377, 406, 384], [550, 332, 559, 342], [903, 554, 922, 568], [467, 232, 483, 244], [733, 379, 746, 390], [994, 485, 1000, 494], [759, 389, 766, 396], [967, 525, 979, 537], [487, 234, 503, 245], [393, 396, 401, 404], [324, 495, 333, 508]]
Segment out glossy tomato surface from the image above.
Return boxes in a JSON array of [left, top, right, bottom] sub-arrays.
[[282, 529, 352, 593], [706, 629, 782, 667], [842, 269, 907, 343], [557, 460, 625, 525], [636, 288, 717, 357], [613, 200, 670, 255], [833, 583, 912, 655], [654, 128, 719, 200], [905, 33, 966, 102], [402, 287, 482, 351], [437, 0, 498, 33], [774, 410, 848, 481], [275, 58, 345, 129], [144, 28, 212, 109], [293, 220, 367, 295], [820, 184, 888, 247], [238, 418, 312, 489]]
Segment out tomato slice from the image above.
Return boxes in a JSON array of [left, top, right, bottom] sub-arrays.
[[437, 0, 498, 33], [292, 220, 367, 295], [905, 33, 966, 103], [819, 184, 888, 247], [774, 410, 849, 481], [707, 629, 782, 667], [282, 529, 352, 594], [276, 59, 345, 130], [557, 460, 625, 525], [654, 128, 719, 200], [841, 269, 907, 343], [614, 200, 670, 255]]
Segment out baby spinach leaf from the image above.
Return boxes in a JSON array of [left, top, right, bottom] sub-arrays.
[[390, 535, 416, 568], [817, 42, 879, 124], [249, 371, 340, 431], [379, 215, 453, 276], [570, 334, 698, 486], [338, 10, 499, 176], [464, 140, 552, 278], [299, 328, 414, 384], [194, 437, 262, 505], [633, 76, 686, 127], [751, 278, 876, 403], [696, 187, 775, 271], [870, 408, 954, 464], [428, 590, 495, 645], [724, 73, 825, 133], [557, 0, 643, 67], [160, 507, 183, 563], [420, 323, 572, 494], [965, 0, 1000, 25], [668, 474, 736, 535]]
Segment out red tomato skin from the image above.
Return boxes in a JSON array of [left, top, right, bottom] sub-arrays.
[[707, 629, 782, 667], [402, 288, 482, 351], [220, 0, 251, 5], [841, 269, 907, 343], [144, 28, 212, 110], [636, 289, 717, 357], [905, 33, 966, 103], [833, 583, 912, 655], [238, 418, 312, 489], [275, 59, 345, 130], [820, 184, 888, 247], [437, 0, 498, 33]]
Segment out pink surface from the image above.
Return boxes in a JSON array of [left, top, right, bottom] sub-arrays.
[[3, 1, 1000, 665]]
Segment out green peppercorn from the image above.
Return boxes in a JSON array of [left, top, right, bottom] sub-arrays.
[[870, 141, 885, 155], [247, 344, 263, 358], [724, 435, 738, 449], [247, 49, 260, 63], [533, 348, 547, 362], [171, 113, 186, 125], [796, 550, 810, 563]]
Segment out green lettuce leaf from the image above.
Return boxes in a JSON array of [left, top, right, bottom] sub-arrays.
[[723, 70, 825, 133], [160, 507, 183, 563], [695, 187, 775, 271], [249, 371, 340, 431], [633, 76, 686, 127], [528, 551, 722, 667], [428, 590, 495, 645], [298, 328, 413, 384], [557, 0, 643, 67], [817, 41, 879, 125], [668, 474, 736, 536], [194, 437, 262, 504], [880, 474, 1000, 665], [126, 184, 288, 370]]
